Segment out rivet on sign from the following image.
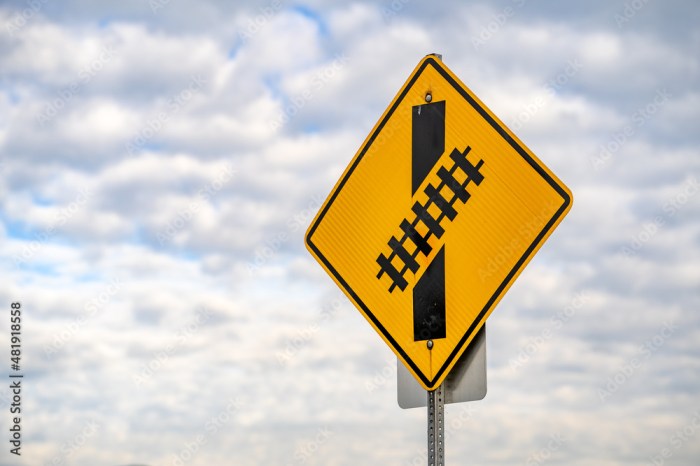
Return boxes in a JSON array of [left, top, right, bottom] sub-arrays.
[[425, 92, 432, 103], [427, 340, 434, 350]]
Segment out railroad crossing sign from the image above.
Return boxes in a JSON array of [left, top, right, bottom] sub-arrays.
[[305, 54, 572, 390]]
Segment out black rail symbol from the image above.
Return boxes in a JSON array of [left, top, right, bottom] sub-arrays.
[[376, 146, 484, 292]]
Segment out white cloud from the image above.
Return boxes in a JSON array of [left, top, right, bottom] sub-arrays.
[[0, 1, 699, 465]]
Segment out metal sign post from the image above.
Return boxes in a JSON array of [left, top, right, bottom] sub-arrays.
[[427, 383, 445, 466]]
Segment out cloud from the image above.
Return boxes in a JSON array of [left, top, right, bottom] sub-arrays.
[[0, 1, 699, 465]]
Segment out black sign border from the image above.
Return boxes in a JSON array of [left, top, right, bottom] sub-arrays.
[[306, 56, 572, 389]]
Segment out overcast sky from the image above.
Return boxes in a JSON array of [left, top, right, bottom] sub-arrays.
[[1, 0, 699, 465]]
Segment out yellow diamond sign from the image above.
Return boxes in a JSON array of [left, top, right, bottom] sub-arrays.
[[305, 55, 573, 390]]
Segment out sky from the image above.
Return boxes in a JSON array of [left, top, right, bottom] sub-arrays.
[[0, 0, 699, 465]]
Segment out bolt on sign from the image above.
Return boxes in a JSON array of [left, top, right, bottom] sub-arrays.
[[305, 55, 573, 390]]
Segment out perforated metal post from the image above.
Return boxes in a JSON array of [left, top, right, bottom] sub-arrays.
[[427, 383, 445, 466]]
